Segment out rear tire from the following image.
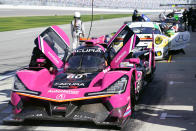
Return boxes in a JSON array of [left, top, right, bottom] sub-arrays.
[[131, 76, 136, 113], [147, 53, 155, 82]]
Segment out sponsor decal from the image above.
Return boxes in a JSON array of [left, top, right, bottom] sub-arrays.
[[69, 86, 79, 89], [48, 89, 80, 94], [115, 51, 127, 63], [54, 82, 85, 88], [48, 51, 59, 64], [56, 94, 66, 100], [73, 114, 91, 120], [171, 37, 187, 50], [103, 67, 110, 73], [74, 48, 102, 53], [175, 35, 188, 43]]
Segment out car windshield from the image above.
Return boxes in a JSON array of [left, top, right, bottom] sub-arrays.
[[131, 27, 161, 34], [66, 47, 106, 73]]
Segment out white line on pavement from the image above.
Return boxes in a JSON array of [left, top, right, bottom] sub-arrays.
[[0, 72, 15, 81], [169, 81, 185, 85], [160, 112, 183, 119], [160, 112, 167, 119], [139, 104, 194, 111]]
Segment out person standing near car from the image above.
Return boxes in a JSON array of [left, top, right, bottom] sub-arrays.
[[71, 12, 85, 49], [187, 7, 193, 31], [132, 9, 138, 22], [183, 8, 188, 30]]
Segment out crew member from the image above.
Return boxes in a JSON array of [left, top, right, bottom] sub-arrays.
[[71, 12, 85, 49], [187, 7, 193, 31], [183, 8, 188, 30], [132, 9, 138, 22]]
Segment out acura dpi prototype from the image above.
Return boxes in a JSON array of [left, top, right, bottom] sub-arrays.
[[4, 24, 155, 128]]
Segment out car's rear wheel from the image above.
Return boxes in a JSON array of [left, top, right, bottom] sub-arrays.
[[131, 75, 136, 112], [147, 52, 155, 82]]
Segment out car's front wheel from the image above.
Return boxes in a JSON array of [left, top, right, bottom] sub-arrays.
[[120, 76, 136, 130]]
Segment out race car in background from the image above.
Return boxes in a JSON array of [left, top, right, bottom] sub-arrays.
[[127, 22, 190, 60], [4, 24, 155, 128], [128, 22, 169, 60], [159, 9, 183, 22]]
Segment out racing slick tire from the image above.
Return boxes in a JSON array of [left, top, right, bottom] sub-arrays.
[[146, 54, 155, 82], [120, 76, 136, 131], [131, 75, 136, 112], [125, 75, 136, 116]]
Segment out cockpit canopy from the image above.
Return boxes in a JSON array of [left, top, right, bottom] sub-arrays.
[[66, 46, 107, 73]]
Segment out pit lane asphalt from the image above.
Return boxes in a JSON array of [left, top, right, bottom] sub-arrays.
[[1, 18, 196, 131]]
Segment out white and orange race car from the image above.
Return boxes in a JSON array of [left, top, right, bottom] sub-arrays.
[[128, 22, 190, 60]]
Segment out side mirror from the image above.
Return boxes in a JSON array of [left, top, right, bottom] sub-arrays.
[[129, 58, 140, 65]]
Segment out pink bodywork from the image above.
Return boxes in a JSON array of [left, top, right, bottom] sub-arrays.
[[84, 36, 106, 51], [51, 25, 70, 46], [11, 93, 22, 114], [12, 25, 138, 118], [36, 58, 45, 63], [129, 58, 140, 65], [39, 38, 63, 69], [37, 25, 70, 69]]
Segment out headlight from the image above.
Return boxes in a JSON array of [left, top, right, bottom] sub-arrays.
[[13, 76, 26, 90], [157, 51, 162, 56], [155, 37, 163, 45], [12, 76, 40, 95], [86, 75, 128, 96]]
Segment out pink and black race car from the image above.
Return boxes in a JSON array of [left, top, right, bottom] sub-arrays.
[[4, 24, 155, 128]]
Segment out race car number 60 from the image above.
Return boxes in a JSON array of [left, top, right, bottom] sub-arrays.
[[67, 74, 84, 79]]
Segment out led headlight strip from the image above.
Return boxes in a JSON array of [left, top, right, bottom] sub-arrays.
[[12, 75, 41, 95], [86, 75, 128, 96]]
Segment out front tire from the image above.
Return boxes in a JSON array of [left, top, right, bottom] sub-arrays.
[[120, 76, 136, 130]]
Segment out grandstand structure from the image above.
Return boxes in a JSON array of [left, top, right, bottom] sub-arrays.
[[0, 0, 188, 9]]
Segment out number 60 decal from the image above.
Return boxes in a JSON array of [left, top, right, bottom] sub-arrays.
[[67, 74, 84, 79]]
